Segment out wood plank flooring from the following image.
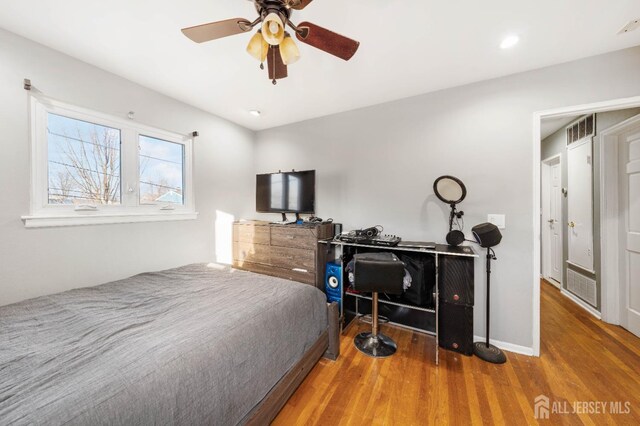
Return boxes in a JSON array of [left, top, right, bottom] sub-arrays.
[[273, 280, 640, 425]]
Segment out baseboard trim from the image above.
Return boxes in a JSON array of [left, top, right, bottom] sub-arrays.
[[473, 335, 535, 357], [560, 288, 601, 319], [542, 275, 562, 289]]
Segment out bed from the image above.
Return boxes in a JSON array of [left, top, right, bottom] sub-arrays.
[[0, 263, 339, 425]]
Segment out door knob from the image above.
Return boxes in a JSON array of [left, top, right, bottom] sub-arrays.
[[548, 219, 554, 223], [568, 221, 575, 228]]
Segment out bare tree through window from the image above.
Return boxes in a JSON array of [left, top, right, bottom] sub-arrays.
[[47, 113, 121, 204], [139, 135, 184, 205]]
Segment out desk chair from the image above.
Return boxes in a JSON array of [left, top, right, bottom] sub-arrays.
[[352, 252, 405, 358]]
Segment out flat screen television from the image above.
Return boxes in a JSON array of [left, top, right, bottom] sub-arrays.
[[256, 170, 315, 214]]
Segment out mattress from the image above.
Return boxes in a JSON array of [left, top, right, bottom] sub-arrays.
[[0, 263, 328, 425]]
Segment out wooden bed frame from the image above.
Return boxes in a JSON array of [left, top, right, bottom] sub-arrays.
[[241, 302, 340, 425]]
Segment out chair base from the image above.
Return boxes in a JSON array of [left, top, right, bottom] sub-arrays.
[[354, 332, 397, 358]]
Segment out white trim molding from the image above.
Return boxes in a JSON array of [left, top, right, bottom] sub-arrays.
[[560, 289, 602, 320], [473, 336, 534, 356], [22, 212, 198, 228]]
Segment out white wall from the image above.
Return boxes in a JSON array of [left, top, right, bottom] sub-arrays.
[[254, 46, 640, 352], [0, 29, 256, 306], [3, 25, 640, 353]]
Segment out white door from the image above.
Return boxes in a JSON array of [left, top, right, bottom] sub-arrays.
[[542, 157, 563, 285], [549, 162, 563, 283], [567, 138, 594, 272], [620, 127, 640, 337]]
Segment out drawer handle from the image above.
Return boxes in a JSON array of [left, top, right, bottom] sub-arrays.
[[452, 343, 459, 349], [285, 235, 295, 239], [453, 294, 460, 301]]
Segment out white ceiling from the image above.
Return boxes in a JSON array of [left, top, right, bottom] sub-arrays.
[[1, 1, 639, 131]]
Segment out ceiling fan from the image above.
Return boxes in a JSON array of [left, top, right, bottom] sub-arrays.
[[181, 0, 360, 84]]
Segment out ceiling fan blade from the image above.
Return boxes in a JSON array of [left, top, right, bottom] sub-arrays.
[[290, 0, 314, 10], [181, 18, 252, 43], [295, 21, 360, 61], [267, 46, 288, 80]]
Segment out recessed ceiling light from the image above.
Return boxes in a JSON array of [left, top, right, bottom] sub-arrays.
[[249, 110, 261, 117], [500, 35, 519, 49]]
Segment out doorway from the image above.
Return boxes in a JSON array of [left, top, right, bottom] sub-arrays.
[[541, 154, 562, 288], [533, 97, 640, 356], [600, 113, 640, 338]]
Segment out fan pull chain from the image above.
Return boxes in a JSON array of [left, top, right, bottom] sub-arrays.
[[271, 47, 277, 85]]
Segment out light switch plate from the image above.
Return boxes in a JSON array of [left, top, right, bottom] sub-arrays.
[[488, 214, 506, 229]]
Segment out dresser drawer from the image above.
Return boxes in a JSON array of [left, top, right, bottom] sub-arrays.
[[270, 226, 317, 249], [270, 246, 316, 272], [233, 242, 270, 265], [233, 223, 270, 245], [234, 261, 316, 286]]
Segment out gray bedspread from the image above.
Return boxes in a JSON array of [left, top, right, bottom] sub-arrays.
[[0, 263, 328, 425]]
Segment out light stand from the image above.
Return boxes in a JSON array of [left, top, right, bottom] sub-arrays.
[[448, 203, 463, 232], [433, 175, 467, 246], [473, 247, 506, 364]]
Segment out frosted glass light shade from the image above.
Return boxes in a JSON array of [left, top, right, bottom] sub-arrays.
[[246, 31, 268, 62], [261, 13, 285, 45], [279, 35, 300, 65]]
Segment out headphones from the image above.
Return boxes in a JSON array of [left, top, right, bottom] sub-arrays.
[[356, 226, 381, 238]]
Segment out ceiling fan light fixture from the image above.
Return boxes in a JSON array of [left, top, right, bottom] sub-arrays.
[[246, 30, 269, 62], [261, 12, 285, 45], [279, 33, 300, 65]]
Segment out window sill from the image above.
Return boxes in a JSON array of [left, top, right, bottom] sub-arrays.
[[21, 211, 198, 228]]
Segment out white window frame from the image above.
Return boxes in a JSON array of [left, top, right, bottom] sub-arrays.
[[22, 95, 197, 228]]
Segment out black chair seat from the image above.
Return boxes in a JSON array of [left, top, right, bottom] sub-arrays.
[[352, 252, 405, 358]]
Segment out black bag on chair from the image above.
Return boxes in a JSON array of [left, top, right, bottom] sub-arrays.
[[399, 254, 435, 307]]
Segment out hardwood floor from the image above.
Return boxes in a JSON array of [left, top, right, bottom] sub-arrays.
[[273, 281, 640, 425]]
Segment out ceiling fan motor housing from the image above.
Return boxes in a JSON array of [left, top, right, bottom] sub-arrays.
[[255, 1, 291, 21]]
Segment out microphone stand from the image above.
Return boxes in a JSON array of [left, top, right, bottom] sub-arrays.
[[473, 247, 507, 364]]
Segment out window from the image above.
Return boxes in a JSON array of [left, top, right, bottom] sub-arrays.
[[24, 96, 196, 228], [47, 113, 122, 205], [139, 135, 184, 205]]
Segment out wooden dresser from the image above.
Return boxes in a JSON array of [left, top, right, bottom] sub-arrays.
[[232, 220, 334, 288]]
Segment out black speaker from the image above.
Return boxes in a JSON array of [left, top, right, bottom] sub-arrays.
[[439, 302, 473, 356], [472, 222, 502, 248], [439, 256, 474, 305]]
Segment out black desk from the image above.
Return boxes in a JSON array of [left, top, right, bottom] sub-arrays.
[[319, 239, 478, 365]]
